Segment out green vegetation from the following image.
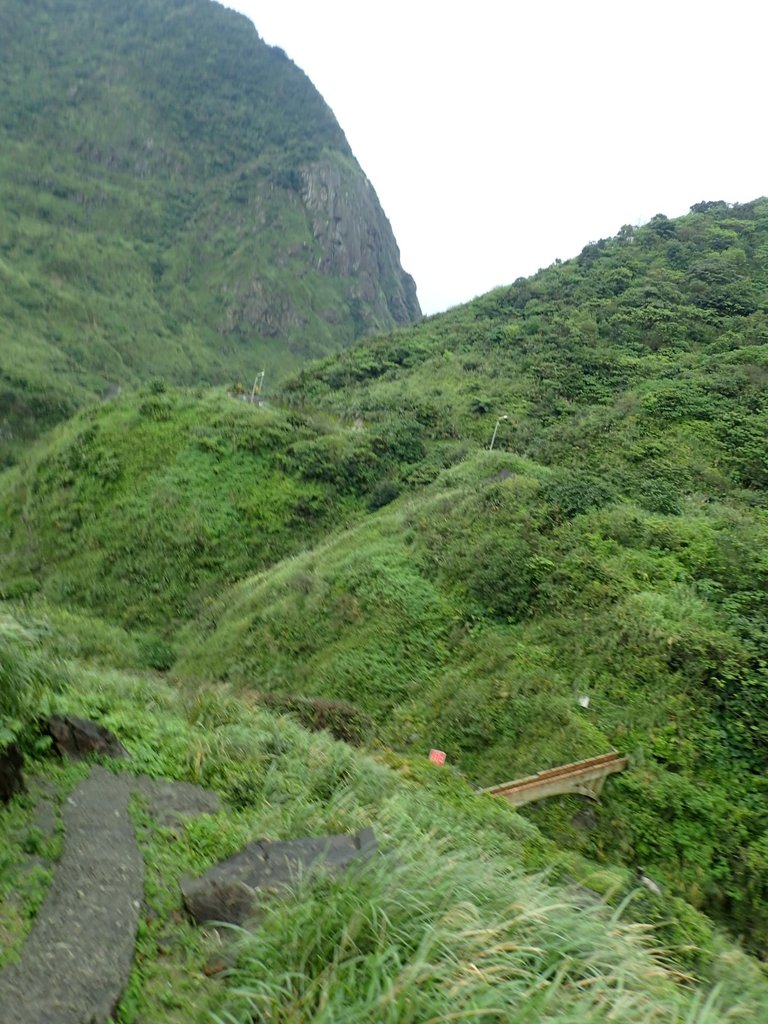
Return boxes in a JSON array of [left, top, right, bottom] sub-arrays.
[[5, 202, 768, 972], [2, 612, 767, 1021], [0, 0, 419, 462], [0, 614, 64, 747], [0, 389, 420, 631], [174, 449, 768, 952], [4, 29, 768, 1006]]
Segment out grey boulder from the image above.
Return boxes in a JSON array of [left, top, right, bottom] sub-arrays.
[[46, 714, 128, 760], [182, 828, 377, 926]]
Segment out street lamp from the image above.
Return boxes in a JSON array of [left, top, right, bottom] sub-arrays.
[[489, 415, 508, 451]]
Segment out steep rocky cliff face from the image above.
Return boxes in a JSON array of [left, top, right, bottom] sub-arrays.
[[302, 158, 420, 328], [0, 0, 419, 458]]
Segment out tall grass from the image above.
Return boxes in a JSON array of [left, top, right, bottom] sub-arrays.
[[0, 613, 64, 745], [213, 841, 743, 1024]]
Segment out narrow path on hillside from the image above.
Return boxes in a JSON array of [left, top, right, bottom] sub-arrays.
[[0, 766, 144, 1024]]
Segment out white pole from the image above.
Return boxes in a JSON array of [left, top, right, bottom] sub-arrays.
[[489, 415, 508, 450], [250, 369, 265, 404]]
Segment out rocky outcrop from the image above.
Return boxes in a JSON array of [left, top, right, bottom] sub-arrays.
[[46, 715, 128, 761], [134, 774, 220, 828], [0, 767, 222, 1024], [0, 743, 25, 804], [181, 828, 377, 926], [0, 767, 143, 1024], [302, 157, 420, 328]]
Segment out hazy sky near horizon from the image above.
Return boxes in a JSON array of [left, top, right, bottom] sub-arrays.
[[224, 0, 767, 315]]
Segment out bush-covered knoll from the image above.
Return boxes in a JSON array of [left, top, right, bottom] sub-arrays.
[[231, 199, 768, 950], [0, 389, 419, 630], [0, 0, 418, 460], [2, 621, 766, 1021], [175, 445, 768, 951]]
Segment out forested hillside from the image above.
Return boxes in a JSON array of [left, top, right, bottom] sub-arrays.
[[0, 0, 419, 461]]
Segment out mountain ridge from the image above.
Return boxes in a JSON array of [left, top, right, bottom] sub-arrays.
[[0, 0, 419, 461]]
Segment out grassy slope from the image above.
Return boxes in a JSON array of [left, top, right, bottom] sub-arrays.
[[176, 448, 768, 946], [0, 389, 385, 634], [0, 0, 418, 461], [2, 610, 767, 1023], [177, 201, 768, 952]]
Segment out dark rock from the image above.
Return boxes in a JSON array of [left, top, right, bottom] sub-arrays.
[[183, 876, 257, 928], [203, 946, 237, 976], [182, 828, 377, 926], [134, 775, 220, 828], [255, 692, 372, 745], [46, 715, 127, 761], [301, 159, 420, 327], [0, 743, 25, 803]]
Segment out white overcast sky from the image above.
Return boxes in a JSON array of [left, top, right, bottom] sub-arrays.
[[222, 0, 767, 315]]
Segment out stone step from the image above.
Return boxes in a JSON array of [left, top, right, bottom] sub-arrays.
[[0, 766, 144, 1024]]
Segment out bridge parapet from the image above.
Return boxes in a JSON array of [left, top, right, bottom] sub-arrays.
[[481, 751, 629, 808]]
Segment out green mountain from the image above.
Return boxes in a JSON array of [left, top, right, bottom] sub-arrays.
[[4, 200, 768, 967], [3, 6, 768, 1005], [0, 0, 419, 461]]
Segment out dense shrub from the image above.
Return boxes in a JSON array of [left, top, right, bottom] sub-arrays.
[[540, 470, 616, 521], [287, 434, 379, 492], [459, 536, 536, 620], [0, 614, 63, 746], [254, 692, 373, 746], [367, 479, 400, 510]]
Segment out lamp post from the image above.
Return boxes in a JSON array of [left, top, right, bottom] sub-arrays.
[[250, 368, 265, 404], [489, 415, 508, 451]]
